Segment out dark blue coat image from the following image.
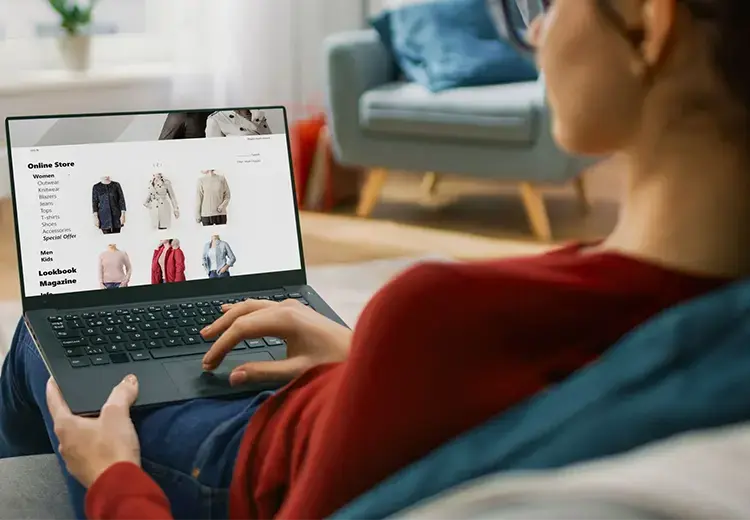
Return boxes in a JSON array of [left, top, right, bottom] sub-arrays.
[[92, 181, 127, 231]]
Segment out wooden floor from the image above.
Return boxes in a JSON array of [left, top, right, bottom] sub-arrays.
[[0, 171, 619, 301]]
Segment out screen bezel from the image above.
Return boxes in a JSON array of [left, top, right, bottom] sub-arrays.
[[5, 106, 307, 312]]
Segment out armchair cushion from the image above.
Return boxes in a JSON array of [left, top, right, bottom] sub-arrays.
[[370, 0, 538, 93], [360, 80, 543, 144]]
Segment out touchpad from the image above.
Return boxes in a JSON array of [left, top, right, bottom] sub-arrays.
[[163, 352, 279, 398]]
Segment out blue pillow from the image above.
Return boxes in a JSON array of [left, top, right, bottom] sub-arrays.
[[370, 0, 538, 92]]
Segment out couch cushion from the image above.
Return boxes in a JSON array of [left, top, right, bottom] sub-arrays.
[[370, 0, 538, 92], [0, 454, 73, 519], [360, 80, 542, 144]]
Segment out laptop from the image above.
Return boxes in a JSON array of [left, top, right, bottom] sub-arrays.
[[5, 107, 345, 416]]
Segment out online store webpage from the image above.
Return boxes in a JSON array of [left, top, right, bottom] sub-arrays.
[[8, 109, 302, 298]]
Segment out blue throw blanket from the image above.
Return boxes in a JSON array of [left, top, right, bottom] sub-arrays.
[[331, 278, 750, 518]]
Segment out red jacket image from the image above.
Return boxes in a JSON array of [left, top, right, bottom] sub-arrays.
[[151, 244, 186, 284]]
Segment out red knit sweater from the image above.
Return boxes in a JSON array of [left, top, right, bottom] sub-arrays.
[[86, 246, 728, 519]]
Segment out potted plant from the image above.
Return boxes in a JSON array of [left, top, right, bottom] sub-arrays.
[[48, 0, 100, 71]]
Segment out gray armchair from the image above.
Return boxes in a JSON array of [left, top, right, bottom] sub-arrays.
[[324, 29, 595, 241]]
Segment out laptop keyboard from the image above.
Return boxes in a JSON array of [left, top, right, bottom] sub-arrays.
[[46, 292, 306, 368]]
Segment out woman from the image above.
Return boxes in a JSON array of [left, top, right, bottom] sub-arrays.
[[2, 0, 750, 518], [202, 235, 235, 278]]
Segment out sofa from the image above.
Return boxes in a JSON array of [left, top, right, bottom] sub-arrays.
[[324, 29, 596, 240]]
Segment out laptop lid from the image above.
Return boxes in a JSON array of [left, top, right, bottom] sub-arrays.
[[5, 107, 306, 312]]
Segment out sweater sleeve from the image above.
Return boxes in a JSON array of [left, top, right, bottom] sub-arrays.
[[122, 252, 132, 285], [85, 462, 173, 520]]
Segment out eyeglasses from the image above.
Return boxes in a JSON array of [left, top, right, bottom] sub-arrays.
[[490, 0, 549, 53]]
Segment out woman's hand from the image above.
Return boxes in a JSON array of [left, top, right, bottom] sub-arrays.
[[201, 299, 352, 386], [46, 375, 141, 488]]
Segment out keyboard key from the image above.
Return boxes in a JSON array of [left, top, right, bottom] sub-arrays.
[[287, 292, 302, 299], [151, 344, 211, 359], [48, 316, 62, 322], [272, 294, 286, 301], [65, 347, 83, 357], [55, 331, 78, 339], [148, 330, 165, 339], [85, 346, 104, 355], [102, 326, 117, 335], [182, 310, 197, 318], [164, 338, 183, 347], [246, 339, 265, 349], [196, 302, 208, 307], [125, 316, 142, 324], [177, 318, 193, 327], [110, 353, 130, 364], [141, 322, 156, 331], [111, 334, 126, 343], [131, 352, 151, 361], [184, 336, 200, 345], [51, 323, 65, 331], [148, 306, 162, 312], [195, 316, 210, 325], [158, 320, 176, 329], [107, 344, 125, 353], [180, 303, 194, 309], [121, 325, 138, 333], [126, 342, 145, 351], [70, 358, 90, 368], [146, 340, 162, 349], [264, 337, 284, 346], [164, 304, 177, 311], [167, 329, 182, 337], [91, 355, 110, 366], [64, 314, 78, 320], [186, 326, 201, 336], [82, 328, 98, 337], [132, 308, 146, 314], [61, 337, 87, 347], [67, 320, 84, 329], [144, 314, 158, 322], [115, 309, 129, 315], [81, 312, 96, 319], [130, 332, 145, 341], [92, 336, 108, 345]]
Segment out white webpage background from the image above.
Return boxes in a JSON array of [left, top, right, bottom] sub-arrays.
[[11, 134, 302, 297]]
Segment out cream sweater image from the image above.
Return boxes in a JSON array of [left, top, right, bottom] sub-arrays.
[[196, 173, 231, 220]]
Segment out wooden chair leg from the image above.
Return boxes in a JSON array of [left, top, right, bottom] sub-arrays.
[[573, 174, 591, 215], [519, 182, 552, 242], [356, 168, 388, 218], [421, 172, 440, 199]]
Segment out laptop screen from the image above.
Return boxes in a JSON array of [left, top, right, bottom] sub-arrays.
[[6, 108, 302, 299]]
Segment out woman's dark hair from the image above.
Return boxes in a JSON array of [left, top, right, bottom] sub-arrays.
[[599, 0, 750, 117]]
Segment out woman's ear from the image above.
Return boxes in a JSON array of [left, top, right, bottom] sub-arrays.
[[641, 0, 676, 68]]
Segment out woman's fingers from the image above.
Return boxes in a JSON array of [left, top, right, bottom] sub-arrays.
[[46, 378, 73, 421], [229, 356, 312, 386], [202, 306, 293, 370], [201, 298, 276, 340]]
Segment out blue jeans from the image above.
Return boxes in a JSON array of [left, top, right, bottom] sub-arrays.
[[103, 283, 121, 289], [0, 319, 272, 519], [208, 270, 230, 279]]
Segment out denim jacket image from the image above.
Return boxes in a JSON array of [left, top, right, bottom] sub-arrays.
[[201, 240, 236, 274]]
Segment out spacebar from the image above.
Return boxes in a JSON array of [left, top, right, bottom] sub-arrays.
[[151, 344, 212, 359]]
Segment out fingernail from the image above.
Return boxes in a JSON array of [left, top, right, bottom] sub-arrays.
[[123, 374, 137, 385], [229, 370, 247, 386], [200, 326, 210, 335]]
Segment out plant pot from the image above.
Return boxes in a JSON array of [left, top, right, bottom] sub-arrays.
[[58, 34, 91, 71]]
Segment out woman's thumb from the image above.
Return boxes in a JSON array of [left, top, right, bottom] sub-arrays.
[[229, 358, 310, 387]]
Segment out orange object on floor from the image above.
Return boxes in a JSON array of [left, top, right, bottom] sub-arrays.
[[290, 114, 326, 208]]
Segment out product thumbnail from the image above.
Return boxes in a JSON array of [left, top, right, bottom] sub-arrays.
[[205, 110, 273, 137], [202, 235, 235, 278], [92, 176, 127, 234], [98, 244, 131, 289], [144, 173, 180, 230], [151, 239, 186, 283], [196, 170, 231, 226]]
